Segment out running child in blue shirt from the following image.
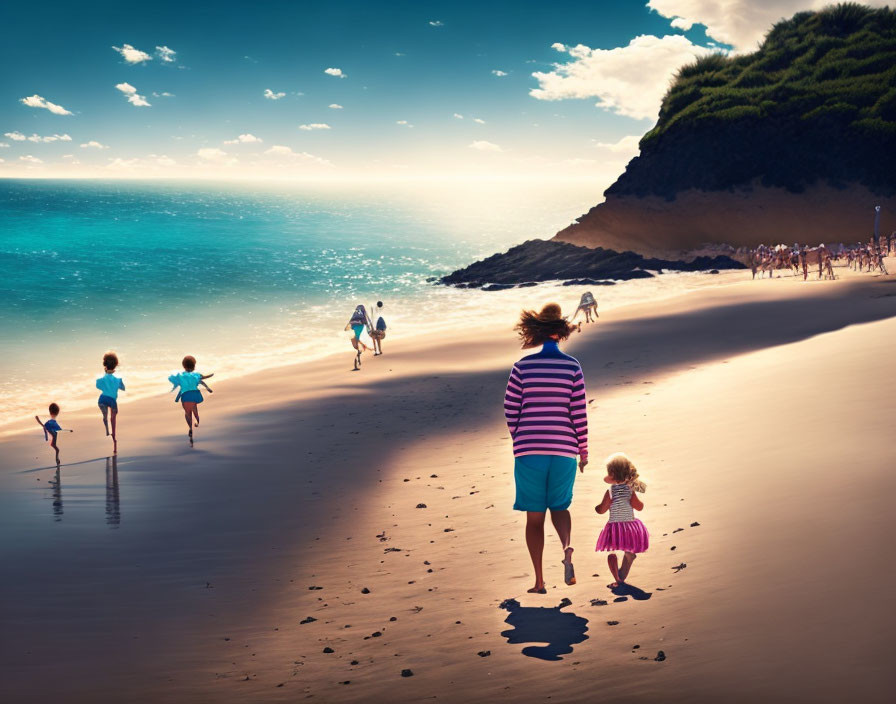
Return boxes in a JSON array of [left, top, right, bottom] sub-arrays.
[[168, 355, 214, 441], [34, 402, 73, 465], [96, 351, 125, 453]]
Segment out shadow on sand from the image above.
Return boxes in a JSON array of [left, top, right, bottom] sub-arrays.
[[499, 598, 589, 661], [610, 583, 652, 601]]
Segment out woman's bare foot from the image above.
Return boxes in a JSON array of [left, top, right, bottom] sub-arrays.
[[527, 584, 547, 594], [563, 547, 576, 585], [607, 554, 621, 588]]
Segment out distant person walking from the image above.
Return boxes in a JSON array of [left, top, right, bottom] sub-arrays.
[[35, 402, 73, 465], [96, 351, 125, 453], [504, 303, 588, 594], [369, 300, 387, 356], [168, 355, 214, 443], [345, 305, 372, 370], [571, 291, 598, 324]]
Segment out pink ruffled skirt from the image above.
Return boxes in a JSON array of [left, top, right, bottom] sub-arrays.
[[596, 519, 649, 553]]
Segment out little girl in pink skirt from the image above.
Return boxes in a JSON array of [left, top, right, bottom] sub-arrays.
[[595, 453, 648, 588]]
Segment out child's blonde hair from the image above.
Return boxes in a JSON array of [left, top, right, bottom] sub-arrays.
[[605, 452, 646, 493]]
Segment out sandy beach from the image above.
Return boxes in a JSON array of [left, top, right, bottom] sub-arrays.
[[2, 266, 895, 703]]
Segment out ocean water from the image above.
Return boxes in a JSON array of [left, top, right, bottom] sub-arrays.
[[0, 179, 736, 428]]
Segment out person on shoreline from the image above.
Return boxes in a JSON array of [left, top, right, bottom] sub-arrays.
[[168, 355, 213, 442], [34, 402, 73, 465], [345, 305, 372, 370], [504, 303, 588, 594], [572, 291, 598, 324], [595, 453, 649, 588], [369, 300, 387, 356], [96, 351, 125, 453]]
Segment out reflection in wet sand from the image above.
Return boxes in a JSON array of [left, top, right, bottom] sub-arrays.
[[105, 456, 120, 528], [50, 467, 62, 522]]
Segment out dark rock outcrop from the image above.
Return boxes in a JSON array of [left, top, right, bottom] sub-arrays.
[[439, 239, 744, 288]]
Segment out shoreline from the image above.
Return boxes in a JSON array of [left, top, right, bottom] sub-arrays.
[[0, 268, 749, 434], [2, 268, 895, 702]]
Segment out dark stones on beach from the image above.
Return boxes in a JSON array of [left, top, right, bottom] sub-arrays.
[[478, 651, 491, 657], [690, 521, 700, 527], [416, 503, 427, 509], [672, 563, 687, 572], [558, 598, 573, 609], [607, 621, 619, 626], [323, 647, 334, 653], [308, 585, 323, 590], [300, 617, 317, 624], [389, 616, 397, 621], [401, 669, 414, 677], [655, 650, 666, 662], [590, 599, 607, 606], [350, 660, 359, 665]]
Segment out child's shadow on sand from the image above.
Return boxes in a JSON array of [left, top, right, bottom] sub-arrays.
[[499, 598, 589, 661]]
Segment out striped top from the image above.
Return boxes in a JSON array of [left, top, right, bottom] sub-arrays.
[[608, 484, 635, 523], [504, 341, 588, 459]]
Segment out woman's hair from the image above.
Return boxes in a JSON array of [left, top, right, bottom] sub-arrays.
[[103, 351, 119, 371], [182, 355, 197, 371], [605, 452, 647, 493], [514, 303, 577, 349], [49, 402, 60, 415]]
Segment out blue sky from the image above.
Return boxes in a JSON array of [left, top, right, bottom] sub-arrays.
[[1, 0, 882, 181]]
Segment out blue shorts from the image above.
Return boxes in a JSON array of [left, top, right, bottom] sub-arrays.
[[351, 324, 364, 339], [180, 390, 203, 404], [97, 395, 118, 412], [513, 454, 577, 512]]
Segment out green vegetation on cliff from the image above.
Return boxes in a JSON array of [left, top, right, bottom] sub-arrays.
[[608, 4, 896, 199]]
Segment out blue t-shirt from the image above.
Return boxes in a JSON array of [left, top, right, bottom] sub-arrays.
[[96, 373, 125, 399], [44, 419, 61, 433], [169, 371, 202, 392]]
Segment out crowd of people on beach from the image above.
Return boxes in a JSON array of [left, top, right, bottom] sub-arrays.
[[748, 230, 893, 281]]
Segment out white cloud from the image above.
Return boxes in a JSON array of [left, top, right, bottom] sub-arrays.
[[155, 155, 177, 166], [5, 131, 71, 143], [80, 140, 109, 149], [115, 82, 151, 107], [19, 95, 73, 115], [469, 140, 502, 152], [263, 145, 333, 166], [593, 134, 642, 158], [224, 133, 263, 144], [298, 123, 331, 131], [0, 142, 8, 147], [429, 20, 444, 27], [646, 1, 890, 52], [264, 88, 286, 100], [107, 157, 142, 170], [152, 91, 175, 98], [396, 120, 413, 127], [328, 103, 343, 109], [197, 147, 236, 164], [551, 42, 566, 52], [492, 70, 508, 77], [473, 118, 486, 124], [324, 67, 345, 78], [531, 35, 715, 120], [112, 43, 152, 64], [670, 17, 694, 30], [19, 155, 43, 163], [155, 45, 176, 62]]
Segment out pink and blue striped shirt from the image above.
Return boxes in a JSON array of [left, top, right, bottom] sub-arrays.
[[504, 341, 589, 459]]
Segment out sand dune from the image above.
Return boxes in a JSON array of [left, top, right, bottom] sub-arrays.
[[1, 266, 895, 703]]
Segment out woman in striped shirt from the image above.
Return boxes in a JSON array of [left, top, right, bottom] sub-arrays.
[[504, 303, 588, 594]]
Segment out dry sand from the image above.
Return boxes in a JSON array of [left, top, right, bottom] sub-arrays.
[[1, 265, 895, 703]]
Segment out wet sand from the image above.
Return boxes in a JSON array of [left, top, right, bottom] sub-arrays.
[[1, 266, 895, 703]]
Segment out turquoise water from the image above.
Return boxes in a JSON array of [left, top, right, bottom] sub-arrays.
[[0, 178, 607, 425]]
